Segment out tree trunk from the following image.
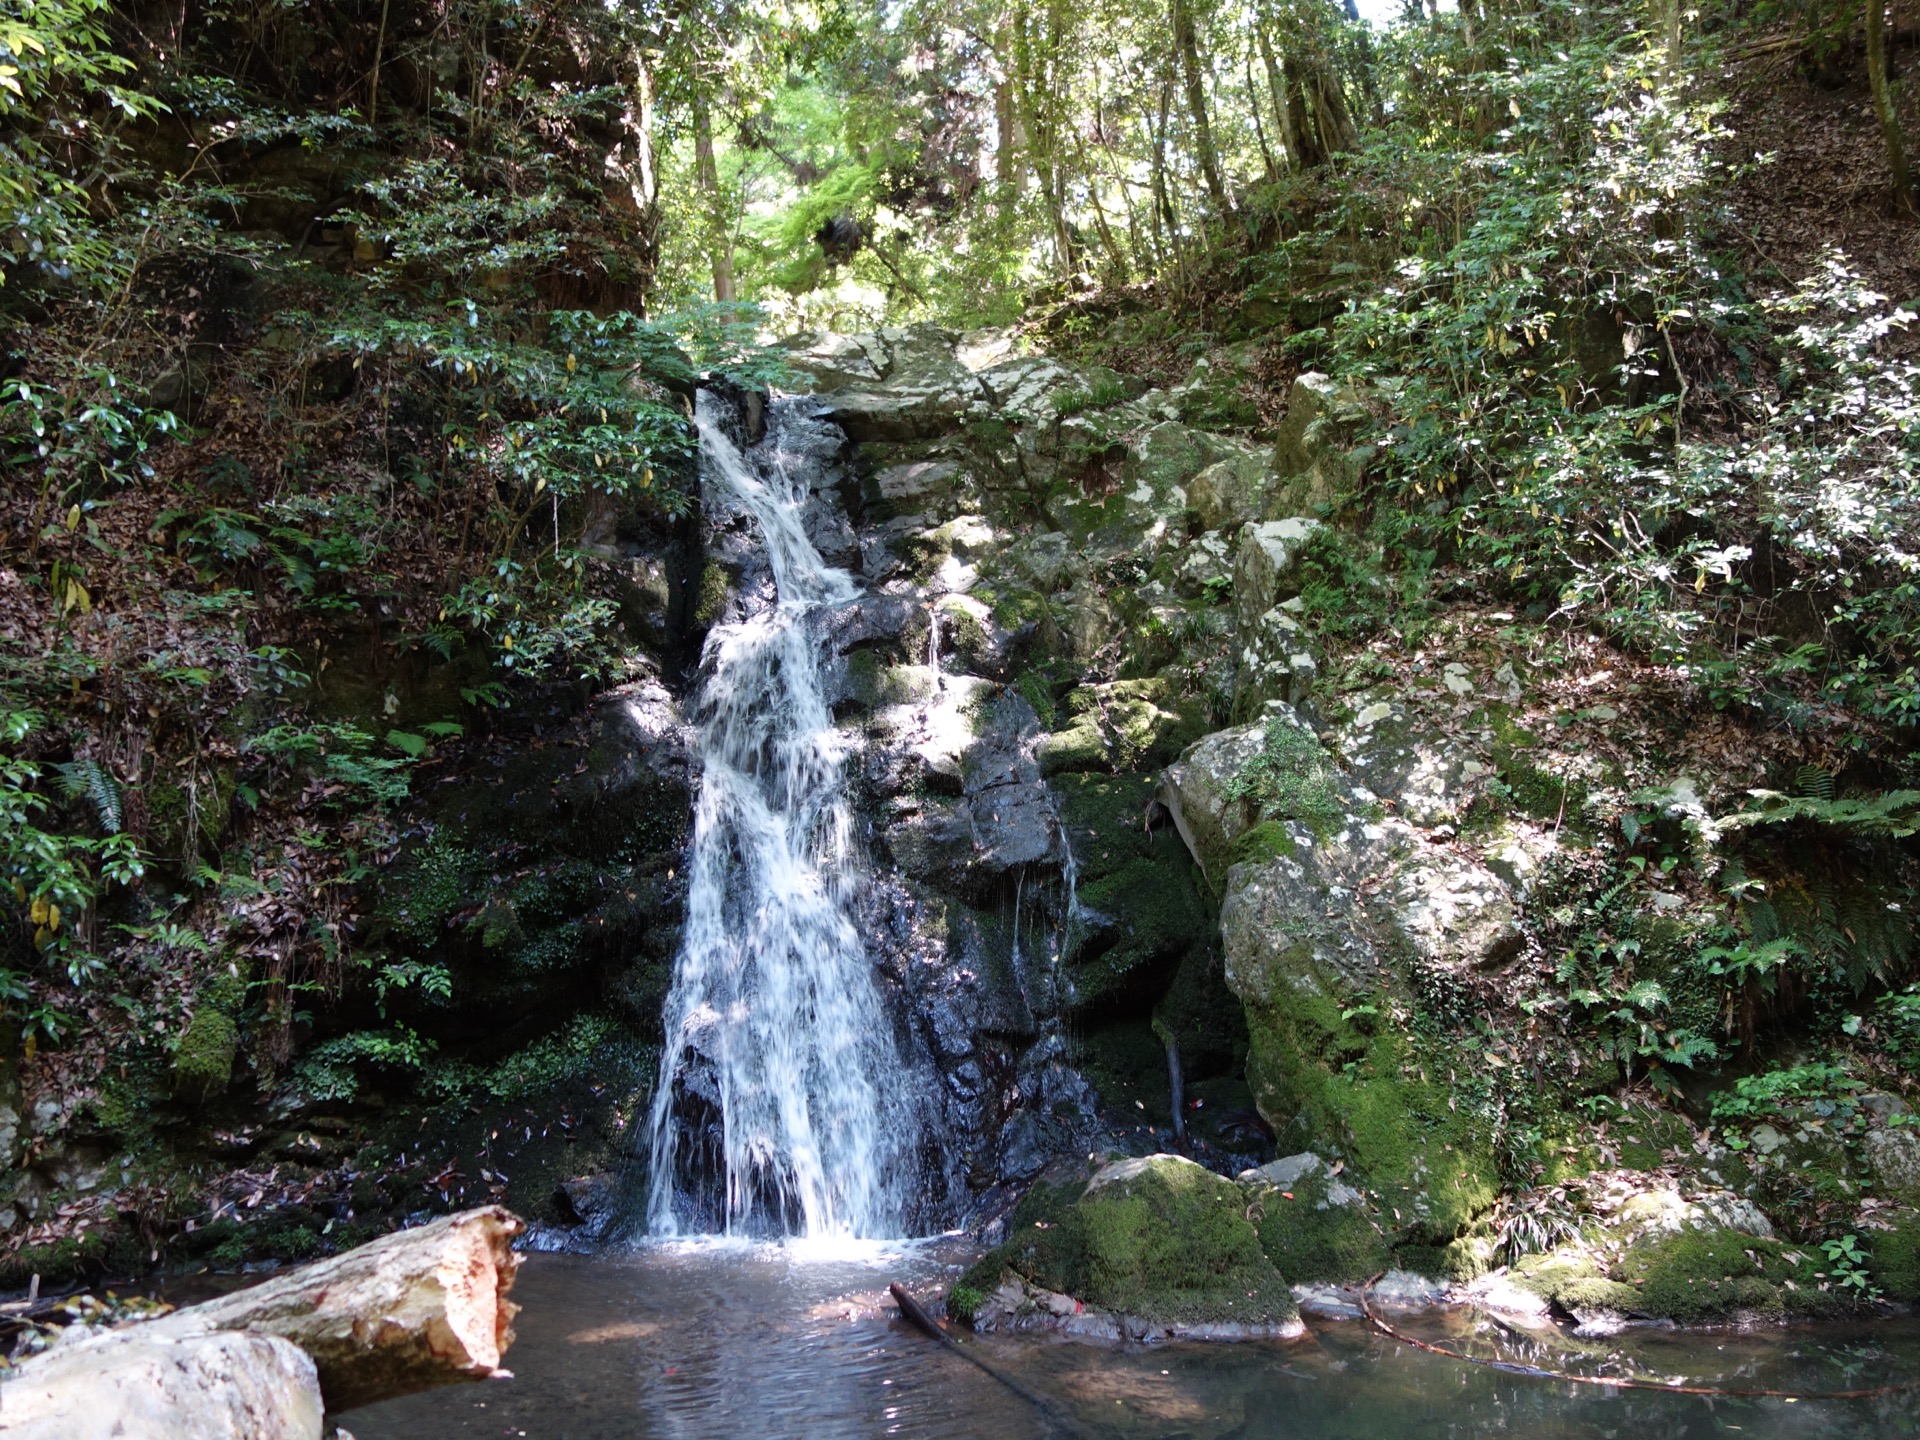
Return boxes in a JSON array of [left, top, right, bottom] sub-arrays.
[[691, 83, 736, 302], [1868, 0, 1918, 217], [0, 1207, 524, 1424], [1282, 54, 1328, 169], [627, 44, 663, 314], [994, 78, 1019, 191], [1170, 0, 1232, 212], [1257, 25, 1299, 169]]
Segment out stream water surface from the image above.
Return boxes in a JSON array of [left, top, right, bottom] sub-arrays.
[[347, 1244, 1920, 1440]]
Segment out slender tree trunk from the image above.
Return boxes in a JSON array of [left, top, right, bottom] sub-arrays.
[[1150, 71, 1178, 243], [690, 83, 736, 301], [629, 45, 662, 314], [367, 0, 391, 125], [1170, 0, 1232, 213], [1867, 0, 1918, 217], [1073, 126, 1129, 281], [1257, 25, 1297, 170], [994, 79, 1018, 190], [1247, 49, 1277, 178]]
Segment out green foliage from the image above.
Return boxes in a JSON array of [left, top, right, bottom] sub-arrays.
[[245, 723, 417, 809], [1819, 1233, 1879, 1298], [1878, 985, 1920, 1069], [292, 1027, 435, 1104], [1711, 1062, 1863, 1125], [1719, 787, 1920, 840], [1, 710, 144, 988], [431, 1015, 630, 1104]]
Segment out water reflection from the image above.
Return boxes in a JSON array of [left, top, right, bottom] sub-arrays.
[[345, 1245, 1920, 1440]]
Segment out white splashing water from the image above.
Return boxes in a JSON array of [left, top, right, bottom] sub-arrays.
[[646, 394, 913, 1241]]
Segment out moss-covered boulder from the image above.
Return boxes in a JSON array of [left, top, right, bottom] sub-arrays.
[[1870, 1209, 1920, 1301], [1037, 679, 1207, 777], [172, 1008, 239, 1104], [1509, 1247, 1643, 1317], [1614, 1227, 1785, 1323], [1239, 1152, 1392, 1283], [956, 1155, 1302, 1336], [1492, 1182, 1877, 1327], [1268, 372, 1374, 515]]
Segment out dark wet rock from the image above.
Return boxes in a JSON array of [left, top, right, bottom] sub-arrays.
[[552, 1173, 623, 1241]]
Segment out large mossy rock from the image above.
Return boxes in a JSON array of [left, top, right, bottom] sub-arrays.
[[955, 1155, 1301, 1335], [1497, 1181, 1873, 1326], [1238, 1152, 1392, 1283], [1161, 706, 1521, 1259]]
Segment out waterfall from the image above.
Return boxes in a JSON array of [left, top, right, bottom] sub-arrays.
[[645, 393, 916, 1241]]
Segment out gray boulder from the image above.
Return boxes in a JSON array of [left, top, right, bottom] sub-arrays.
[[1233, 518, 1324, 631], [0, 1330, 324, 1440]]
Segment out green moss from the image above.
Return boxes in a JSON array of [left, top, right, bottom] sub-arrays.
[[1036, 715, 1109, 775], [1070, 857, 1211, 1010], [1049, 772, 1159, 880], [941, 608, 991, 669], [1558, 1275, 1646, 1311], [899, 523, 955, 583], [692, 560, 731, 628], [1875, 1213, 1920, 1301], [1511, 1248, 1614, 1304], [1226, 715, 1345, 836], [1243, 993, 1498, 1244], [0, 1232, 115, 1288], [1616, 1229, 1779, 1324], [986, 585, 1052, 631], [1247, 1169, 1391, 1283], [199, 956, 251, 1014], [970, 1158, 1296, 1327], [1228, 820, 1298, 867], [947, 1283, 987, 1323], [173, 1007, 238, 1104]]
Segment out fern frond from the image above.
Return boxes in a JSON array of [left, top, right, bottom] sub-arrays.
[[55, 758, 122, 833], [1795, 764, 1835, 801]]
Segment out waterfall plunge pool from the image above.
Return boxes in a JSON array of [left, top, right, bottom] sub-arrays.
[[346, 1243, 1920, 1439]]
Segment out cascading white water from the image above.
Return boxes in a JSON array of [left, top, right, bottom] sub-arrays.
[[645, 393, 913, 1240]]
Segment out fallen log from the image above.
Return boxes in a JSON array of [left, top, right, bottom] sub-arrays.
[[0, 1205, 523, 1429], [147, 1205, 524, 1412]]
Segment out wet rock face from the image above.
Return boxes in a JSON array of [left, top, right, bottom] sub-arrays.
[[771, 318, 1489, 1228], [775, 327, 1257, 1204]]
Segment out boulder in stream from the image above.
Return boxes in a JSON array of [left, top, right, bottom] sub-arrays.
[[950, 1153, 1304, 1340]]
